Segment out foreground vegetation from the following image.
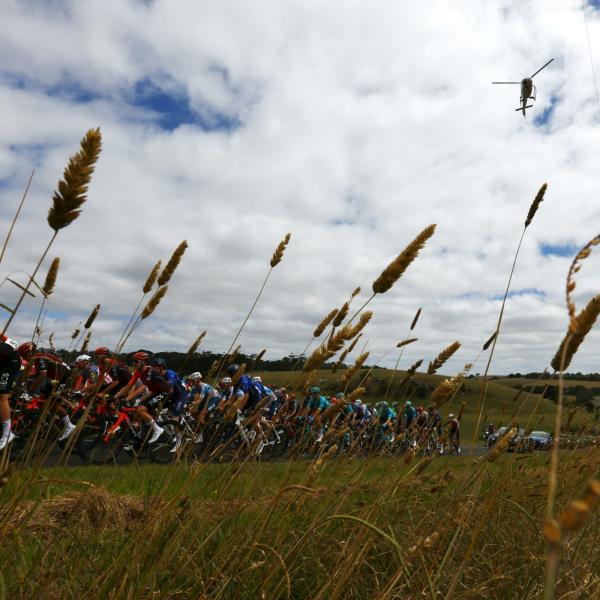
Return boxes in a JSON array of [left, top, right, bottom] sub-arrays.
[[0, 449, 598, 599]]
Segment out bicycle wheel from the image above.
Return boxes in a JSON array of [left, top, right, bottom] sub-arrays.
[[148, 425, 175, 464], [263, 426, 290, 460], [77, 423, 125, 465]]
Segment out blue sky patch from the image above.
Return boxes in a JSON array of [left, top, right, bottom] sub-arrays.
[[539, 242, 578, 257], [1, 69, 242, 133], [533, 95, 558, 127], [493, 288, 546, 301]]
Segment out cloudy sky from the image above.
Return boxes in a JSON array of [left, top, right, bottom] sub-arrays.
[[1, 0, 600, 375]]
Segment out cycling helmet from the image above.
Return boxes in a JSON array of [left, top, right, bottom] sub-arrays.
[[150, 357, 167, 368], [405, 400, 412, 407], [94, 346, 110, 356], [220, 376, 232, 385], [188, 372, 202, 380], [132, 351, 149, 362], [227, 363, 240, 376], [252, 376, 262, 383], [381, 401, 389, 408], [355, 399, 363, 405], [448, 413, 455, 420], [309, 386, 321, 394], [17, 342, 35, 358], [335, 392, 344, 399], [417, 406, 424, 413], [76, 354, 91, 363]]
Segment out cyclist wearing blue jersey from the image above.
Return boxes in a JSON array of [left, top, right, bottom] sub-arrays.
[[402, 400, 417, 431], [227, 364, 262, 413], [187, 372, 220, 423], [252, 376, 278, 418], [377, 401, 397, 429]]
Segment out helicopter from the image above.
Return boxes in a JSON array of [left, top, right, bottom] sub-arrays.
[[492, 58, 554, 118]]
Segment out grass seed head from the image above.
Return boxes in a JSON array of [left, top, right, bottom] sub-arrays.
[[42, 257, 60, 297], [143, 260, 162, 294], [270, 233, 291, 267], [427, 341, 461, 374], [84, 304, 100, 329], [410, 307, 422, 331], [313, 308, 339, 338], [372, 225, 436, 294], [141, 285, 168, 319], [231, 363, 246, 385], [397, 338, 418, 348], [340, 351, 369, 384], [81, 330, 91, 353], [551, 294, 600, 371], [483, 331, 497, 351], [332, 302, 349, 328], [47, 128, 102, 231], [187, 331, 206, 355], [524, 182, 548, 228], [347, 333, 362, 354], [158, 241, 188, 286]]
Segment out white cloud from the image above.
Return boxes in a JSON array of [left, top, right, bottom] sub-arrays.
[[1, 0, 600, 374]]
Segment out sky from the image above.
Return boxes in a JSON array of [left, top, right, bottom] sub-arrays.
[[1, 0, 600, 375]]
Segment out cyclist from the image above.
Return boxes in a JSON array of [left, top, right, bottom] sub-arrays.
[[352, 399, 371, 426], [113, 351, 151, 402], [401, 400, 417, 431], [94, 347, 131, 397], [304, 386, 330, 442], [71, 354, 99, 393], [376, 401, 397, 430], [126, 357, 180, 445], [15, 343, 78, 442], [188, 372, 220, 423], [227, 364, 262, 414], [427, 404, 442, 436], [0, 335, 21, 450], [446, 413, 461, 454]]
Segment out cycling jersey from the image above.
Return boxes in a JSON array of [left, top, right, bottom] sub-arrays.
[[0, 339, 21, 394], [72, 364, 99, 391], [234, 374, 262, 410], [403, 405, 416, 424], [307, 395, 330, 413], [191, 382, 219, 412], [353, 404, 371, 422], [23, 354, 60, 397], [378, 406, 397, 422], [447, 418, 460, 434]]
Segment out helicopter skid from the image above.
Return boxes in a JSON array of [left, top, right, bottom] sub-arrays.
[[515, 105, 533, 111]]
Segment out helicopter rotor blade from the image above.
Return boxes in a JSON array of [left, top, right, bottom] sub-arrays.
[[531, 58, 554, 78], [492, 82, 520, 84]]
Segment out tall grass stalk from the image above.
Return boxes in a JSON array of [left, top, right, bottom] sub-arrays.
[[0, 170, 34, 268], [473, 183, 548, 442], [3, 129, 102, 334]]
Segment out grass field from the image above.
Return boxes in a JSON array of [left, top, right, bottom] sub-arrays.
[[1, 449, 598, 599]]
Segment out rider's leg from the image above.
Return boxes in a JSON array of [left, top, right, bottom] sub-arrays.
[[55, 402, 76, 440], [136, 405, 163, 443], [0, 394, 13, 449]]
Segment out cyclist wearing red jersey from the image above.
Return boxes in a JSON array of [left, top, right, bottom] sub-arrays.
[[0, 335, 21, 450], [15, 343, 76, 442], [113, 351, 152, 403], [94, 347, 131, 396]]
